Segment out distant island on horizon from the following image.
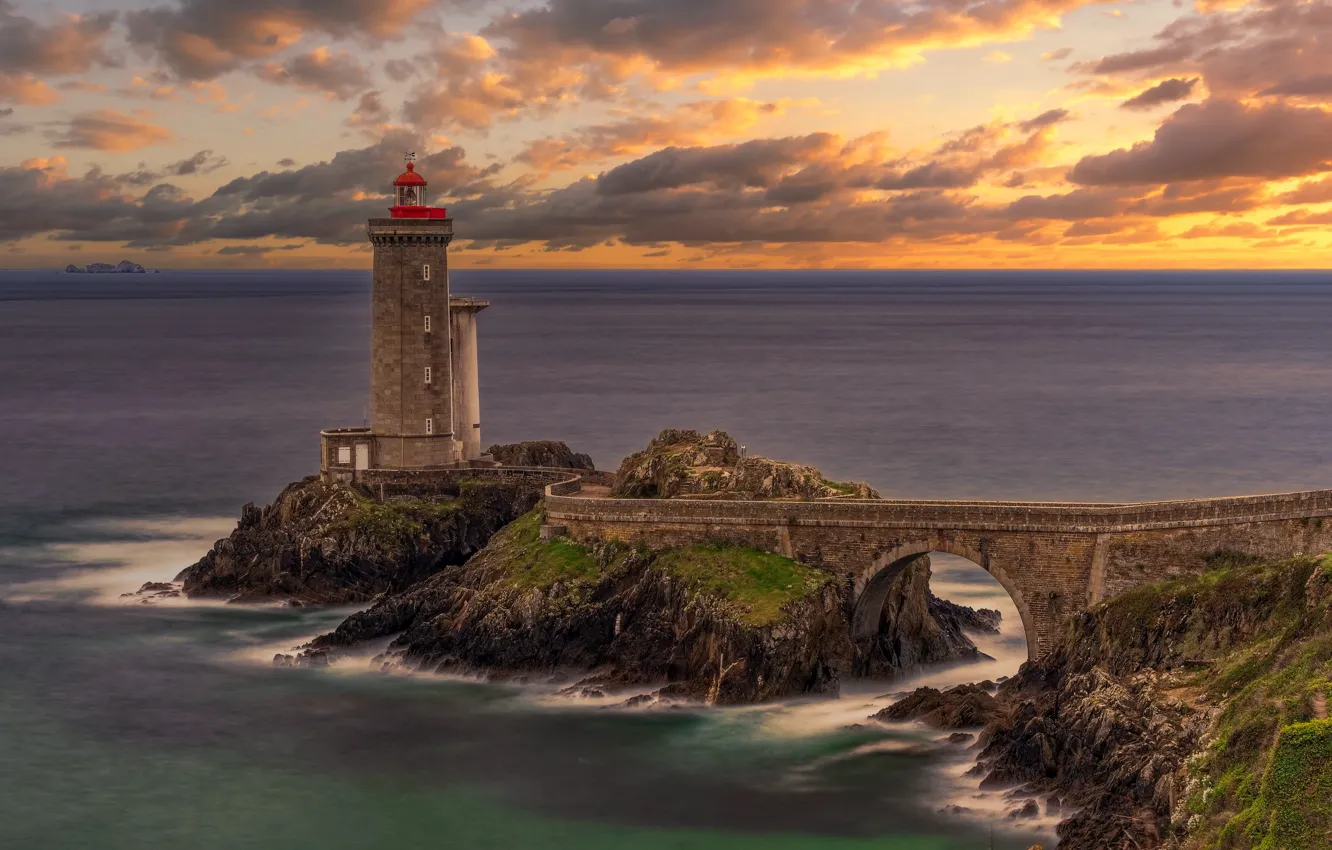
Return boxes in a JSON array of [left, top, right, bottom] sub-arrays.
[[64, 261, 158, 274]]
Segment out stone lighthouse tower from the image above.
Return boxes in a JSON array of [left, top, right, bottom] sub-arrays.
[[322, 156, 488, 477]]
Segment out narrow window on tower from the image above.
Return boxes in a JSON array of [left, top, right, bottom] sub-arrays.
[[423, 264, 431, 281], [423, 315, 432, 333], [424, 366, 432, 384], [425, 418, 434, 435]]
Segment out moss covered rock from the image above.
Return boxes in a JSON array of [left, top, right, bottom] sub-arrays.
[[177, 477, 541, 604], [309, 508, 852, 703]]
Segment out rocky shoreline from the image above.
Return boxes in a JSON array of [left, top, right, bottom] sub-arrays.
[[877, 554, 1332, 850], [178, 434, 1001, 702], [162, 431, 1332, 847]]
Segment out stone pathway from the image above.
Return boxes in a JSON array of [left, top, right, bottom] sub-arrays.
[[1313, 691, 1328, 720]]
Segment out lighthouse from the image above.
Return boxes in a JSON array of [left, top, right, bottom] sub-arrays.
[[321, 156, 489, 477]]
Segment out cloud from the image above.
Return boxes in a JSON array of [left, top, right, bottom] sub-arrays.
[[0, 103, 27, 135], [0, 73, 56, 105], [256, 47, 372, 100], [168, 149, 228, 175], [1016, 108, 1070, 132], [216, 243, 304, 255], [49, 110, 174, 151], [1276, 175, 1332, 205], [346, 90, 393, 133], [1120, 77, 1198, 110], [126, 0, 435, 80], [1074, 0, 1332, 102], [1262, 74, 1332, 98], [483, 0, 1102, 85], [0, 2, 118, 76], [1177, 221, 1269, 239], [0, 2, 119, 104], [1041, 47, 1073, 61], [399, 33, 569, 132], [1069, 99, 1332, 186], [517, 98, 800, 170], [1265, 209, 1332, 227]]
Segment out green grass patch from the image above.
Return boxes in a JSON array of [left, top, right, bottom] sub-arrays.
[[653, 545, 834, 626], [1243, 719, 1332, 849], [483, 510, 602, 589]]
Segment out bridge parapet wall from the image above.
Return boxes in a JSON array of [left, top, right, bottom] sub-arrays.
[[544, 489, 1332, 535]]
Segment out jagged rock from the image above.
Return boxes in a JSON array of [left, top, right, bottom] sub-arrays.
[[874, 683, 1006, 728], [938, 804, 973, 815], [930, 596, 1002, 633], [64, 264, 85, 273], [611, 429, 878, 500], [947, 732, 975, 745], [120, 581, 182, 603], [1007, 800, 1040, 820], [858, 556, 998, 676], [969, 558, 1328, 849], [176, 476, 541, 604], [487, 440, 595, 470]]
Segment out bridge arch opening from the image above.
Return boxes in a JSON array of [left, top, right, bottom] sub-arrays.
[[851, 540, 1036, 666]]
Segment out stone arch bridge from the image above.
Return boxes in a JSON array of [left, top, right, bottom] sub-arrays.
[[541, 480, 1332, 657]]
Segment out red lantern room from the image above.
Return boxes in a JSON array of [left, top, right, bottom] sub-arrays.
[[390, 159, 448, 219]]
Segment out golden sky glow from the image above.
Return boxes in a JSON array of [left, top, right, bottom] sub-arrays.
[[1, 0, 1330, 269]]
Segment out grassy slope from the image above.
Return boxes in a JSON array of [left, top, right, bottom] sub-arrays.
[[653, 546, 834, 625], [480, 510, 833, 626], [1103, 556, 1332, 849]]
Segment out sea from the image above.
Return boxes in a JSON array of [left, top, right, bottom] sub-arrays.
[[3, 269, 1332, 850]]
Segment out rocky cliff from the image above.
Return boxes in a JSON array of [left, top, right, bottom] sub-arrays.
[[177, 476, 541, 604], [487, 440, 595, 470], [914, 554, 1332, 850], [304, 508, 998, 702], [611, 429, 878, 500], [306, 510, 851, 703]]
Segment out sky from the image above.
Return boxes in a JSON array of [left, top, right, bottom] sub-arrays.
[[1, 0, 1330, 269]]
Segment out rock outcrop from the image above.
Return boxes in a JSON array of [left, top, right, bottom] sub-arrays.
[[487, 440, 595, 470], [176, 476, 541, 604], [874, 683, 1007, 729], [969, 554, 1332, 850], [308, 510, 853, 704], [859, 555, 1000, 676], [611, 429, 878, 500], [305, 508, 999, 701]]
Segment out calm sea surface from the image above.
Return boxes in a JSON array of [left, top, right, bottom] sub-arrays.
[[3, 269, 1332, 849]]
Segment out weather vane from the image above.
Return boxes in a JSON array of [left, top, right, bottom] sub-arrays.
[[404, 152, 417, 163]]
